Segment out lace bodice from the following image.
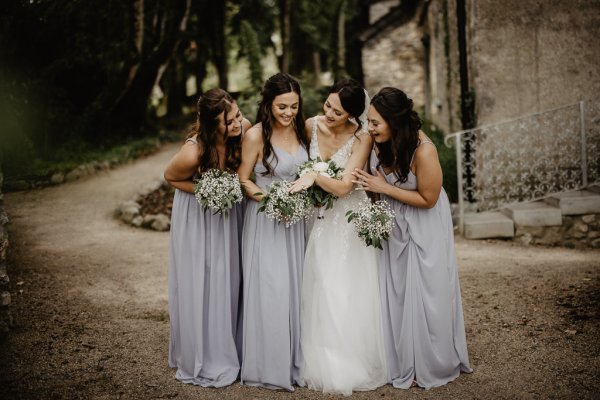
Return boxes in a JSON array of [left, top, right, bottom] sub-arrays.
[[309, 116, 366, 168]]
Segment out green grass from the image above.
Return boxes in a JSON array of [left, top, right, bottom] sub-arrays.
[[2, 129, 183, 190]]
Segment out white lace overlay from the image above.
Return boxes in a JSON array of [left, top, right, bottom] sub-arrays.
[[302, 117, 387, 395]]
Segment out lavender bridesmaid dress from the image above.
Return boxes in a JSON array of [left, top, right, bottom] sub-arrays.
[[241, 146, 308, 391], [168, 138, 244, 387], [371, 143, 472, 390]]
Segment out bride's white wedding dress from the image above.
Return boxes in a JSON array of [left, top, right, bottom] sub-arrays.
[[302, 117, 386, 395]]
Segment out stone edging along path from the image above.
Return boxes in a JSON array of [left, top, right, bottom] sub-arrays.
[[116, 179, 172, 232]]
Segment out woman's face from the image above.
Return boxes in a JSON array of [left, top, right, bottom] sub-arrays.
[[217, 102, 243, 137], [271, 91, 299, 128], [323, 93, 349, 128], [367, 105, 392, 143]]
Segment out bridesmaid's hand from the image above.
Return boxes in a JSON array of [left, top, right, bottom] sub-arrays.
[[289, 172, 317, 193], [352, 168, 390, 194]]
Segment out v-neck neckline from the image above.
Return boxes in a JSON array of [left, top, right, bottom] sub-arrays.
[[314, 118, 355, 161]]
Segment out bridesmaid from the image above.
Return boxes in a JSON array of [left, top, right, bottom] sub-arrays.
[[237, 73, 309, 391], [164, 88, 251, 387], [353, 87, 472, 389]]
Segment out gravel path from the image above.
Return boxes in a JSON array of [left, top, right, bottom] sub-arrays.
[[1, 143, 599, 399]]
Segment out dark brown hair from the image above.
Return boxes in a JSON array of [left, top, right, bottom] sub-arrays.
[[370, 87, 422, 183], [329, 78, 366, 134], [255, 73, 307, 175], [188, 88, 242, 173]]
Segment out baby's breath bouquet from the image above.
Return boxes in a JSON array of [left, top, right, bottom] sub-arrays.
[[296, 157, 344, 210], [257, 180, 313, 227], [346, 199, 395, 249], [194, 169, 244, 216]]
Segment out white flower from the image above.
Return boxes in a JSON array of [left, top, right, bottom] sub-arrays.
[[258, 180, 313, 227], [346, 199, 395, 249], [194, 169, 243, 216], [313, 161, 329, 173], [299, 168, 311, 177]]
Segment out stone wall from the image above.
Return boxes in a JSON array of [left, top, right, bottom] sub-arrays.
[[423, 0, 463, 133], [362, 19, 425, 109], [363, 0, 600, 131], [468, 0, 600, 125], [0, 169, 12, 340], [515, 214, 600, 249]]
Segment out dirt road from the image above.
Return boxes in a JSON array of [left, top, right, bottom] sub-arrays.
[[1, 143, 599, 399]]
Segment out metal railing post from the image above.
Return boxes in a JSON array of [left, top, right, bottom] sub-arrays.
[[580, 100, 588, 188], [455, 134, 465, 234]]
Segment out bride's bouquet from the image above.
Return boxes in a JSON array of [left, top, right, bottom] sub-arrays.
[[346, 199, 395, 249], [194, 169, 244, 216], [296, 157, 343, 210], [257, 180, 313, 227]]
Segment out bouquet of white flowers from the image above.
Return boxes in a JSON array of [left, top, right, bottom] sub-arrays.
[[296, 157, 344, 210], [194, 169, 244, 216], [257, 180, 313, 227], [345, 199, 395, 249]]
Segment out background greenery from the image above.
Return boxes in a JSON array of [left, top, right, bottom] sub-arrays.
[[1, 0, 456, 200]]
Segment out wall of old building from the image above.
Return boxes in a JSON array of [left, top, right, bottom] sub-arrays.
[[467, 0, 600, 125], [363, 0, 600, 133], [362, 2, 425, 109], [423, 0, 463, 133]]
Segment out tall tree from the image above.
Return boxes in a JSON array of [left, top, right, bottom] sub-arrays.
[[279, 0, 291, 73], [109, 0, 191, 136]]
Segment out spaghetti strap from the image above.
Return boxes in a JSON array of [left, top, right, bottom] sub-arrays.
[[185, 137, 197, 145], [409, 139, 435, 166], [312, 116, 319, 139]]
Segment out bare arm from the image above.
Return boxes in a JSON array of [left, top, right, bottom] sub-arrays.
[[352, 143, 443, 208], [164, 140, 201, 194], [290, 134, 374, 198], [237, 125, 265, 202]]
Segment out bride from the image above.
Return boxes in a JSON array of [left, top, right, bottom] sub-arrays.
[[290, 79, 386, 395]]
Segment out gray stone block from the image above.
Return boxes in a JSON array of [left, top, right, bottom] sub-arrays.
[[587, 184, 600, 194], [544, 190, 600, 215], [464, 211, 514, 239], [501, 201, 562, 226]]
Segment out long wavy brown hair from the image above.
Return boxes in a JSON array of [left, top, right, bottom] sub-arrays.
[[370, 87, 422, 183], [187, 88, 242, 173], [255, 73, 307, 176]]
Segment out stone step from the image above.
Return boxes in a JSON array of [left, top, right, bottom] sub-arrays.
[[587, 184, 600, 194], [464, 211, 514, 239], [544, 190, 600, 215], [501, 201, 562, 226]]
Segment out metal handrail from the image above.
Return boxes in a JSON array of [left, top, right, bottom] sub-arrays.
[[444, 101, 581, 147], [443, 99, 598, 233]]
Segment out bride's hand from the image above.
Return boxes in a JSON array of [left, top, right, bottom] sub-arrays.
[[352, 168, 389, 194], [289, 172, 317, 193]]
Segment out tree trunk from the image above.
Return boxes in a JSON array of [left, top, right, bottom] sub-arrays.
[[279, 0, 291, 73], [312, 51, 322, 87], [208, 0, 228, 90], [110, 0, 191, 136], [345, 0, 370, 84], [334, 0, 347, 81]]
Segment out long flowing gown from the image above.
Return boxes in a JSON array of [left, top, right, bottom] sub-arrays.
[[302, 117, 387, 396], [241, 145, 308, 391], [168, 139, 243, 387], [371, 144, 472, 390]]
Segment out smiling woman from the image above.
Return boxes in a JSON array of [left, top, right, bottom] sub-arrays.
[[237, 73, 309, 391], [164, 88, 252, 388]]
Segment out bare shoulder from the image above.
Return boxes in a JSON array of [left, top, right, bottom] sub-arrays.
[[243, 124, 264, 146], [353, 130, 373, 149], [177, 139, 202, 162], [415, 134, 439, 164], [242, 118, 252, 132]]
